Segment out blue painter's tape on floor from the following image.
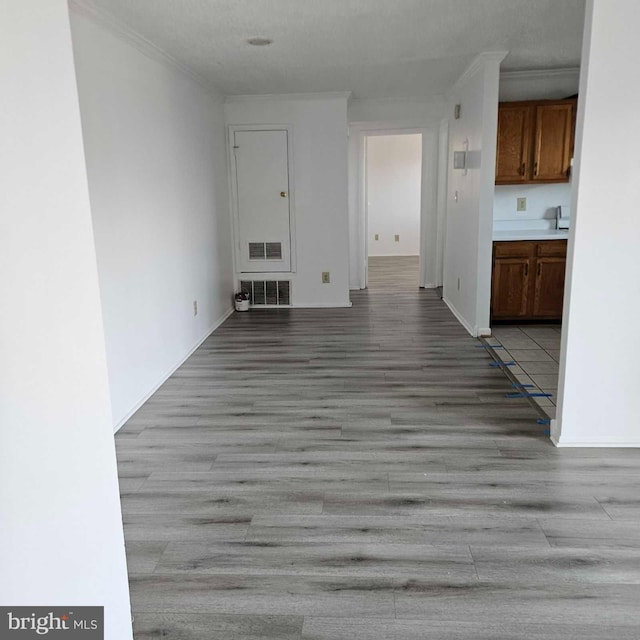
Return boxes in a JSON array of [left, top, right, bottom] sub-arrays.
[[490, 361, 515, 367], [506, 392, 553, 399], [537, 418, 551, 425]]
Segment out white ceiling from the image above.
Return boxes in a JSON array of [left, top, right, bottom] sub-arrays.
[[80, 0, 585, 99]]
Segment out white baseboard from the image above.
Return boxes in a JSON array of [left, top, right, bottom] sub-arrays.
[[421, 283, 439, 289], [112, 306, 234, 433], [369, 253, 420, 257], [552, 437, 640, 448], [293, 301, 353, 308], [442, 296, 476, 337], [551, 418, 640, 447], [477, 327, 492, 337]]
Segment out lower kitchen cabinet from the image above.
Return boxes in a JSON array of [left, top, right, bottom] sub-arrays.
[[491, 240, 567, 321]]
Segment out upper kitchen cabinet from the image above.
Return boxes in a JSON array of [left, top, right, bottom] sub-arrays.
[[495, 104, 533, 182], [532, 102, 574, 182], [495, 99, 576, 185]]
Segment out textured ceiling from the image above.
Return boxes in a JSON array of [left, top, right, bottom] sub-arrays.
[[80, 0, 585, 98]]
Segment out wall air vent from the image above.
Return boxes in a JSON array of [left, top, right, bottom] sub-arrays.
[[265, 242, 283, 260], [240, 280, 290, 306], [248, 242, 283, 260]]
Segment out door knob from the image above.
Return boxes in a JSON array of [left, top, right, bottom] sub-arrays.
[[280, 191, 288, 198]]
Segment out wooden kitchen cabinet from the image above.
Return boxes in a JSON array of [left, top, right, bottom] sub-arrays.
[[532, 103, 574, 181], [495, 99, 576, 185], [495, 104, 533, 182], [491, 240, 567, 321], [491, 257, 532, 318], [532, 257, 566, 318]]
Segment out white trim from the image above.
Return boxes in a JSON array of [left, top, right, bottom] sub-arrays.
[[435, 118, 449, 288], [227, 125, 297, 274], [442, 296, 477, 337], [550, 423, 640, 448], [553, 438, 640, 448], [450, 51, 508, 95], [420, 128, 438, 289], [349, 122, 439, 291], [293, 302, 353, 308], [112, 307, 234, 433], [500, 67, 580, 81], [225, 92, 352, 103], [68, 0, 221, 100], [246, 302, 352, 309]]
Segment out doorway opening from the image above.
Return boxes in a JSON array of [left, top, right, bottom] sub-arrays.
[[365, 132, 422, 292]]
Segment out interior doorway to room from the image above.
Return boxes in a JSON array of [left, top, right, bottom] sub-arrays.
[[365, 133, 423, 291]]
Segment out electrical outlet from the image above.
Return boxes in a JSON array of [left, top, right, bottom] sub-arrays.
[[457, 277, 461, 291], [394, 234, 400, 242], [193, 300, 198, 316], [322, 272, 330, 284], [374, 234, 379, 241], [517, 197, 527, 212]]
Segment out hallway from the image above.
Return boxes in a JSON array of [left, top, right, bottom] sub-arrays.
[[117, 259, 640, 639]]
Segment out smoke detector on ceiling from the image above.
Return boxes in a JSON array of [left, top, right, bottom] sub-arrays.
[[247, 37, 273, 46]]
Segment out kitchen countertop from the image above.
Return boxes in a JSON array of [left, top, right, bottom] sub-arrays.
[[493, 229, 569, 242]]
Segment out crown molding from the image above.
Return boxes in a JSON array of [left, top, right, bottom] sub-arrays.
[[500, 67, 580, 81], [450, 51, 509, 94], [68, 0, 223, 101], [225, 91, 352, 104]]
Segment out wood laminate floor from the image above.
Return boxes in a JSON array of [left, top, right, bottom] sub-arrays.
[[117, 257, 640, 639]]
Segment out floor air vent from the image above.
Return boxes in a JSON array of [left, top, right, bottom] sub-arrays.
[[240, 280, 291, 306]]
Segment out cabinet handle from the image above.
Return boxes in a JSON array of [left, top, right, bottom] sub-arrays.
[[520, 162, 526, 176], [534, 162, 539, 177], [524, 263, 529, 276], [537, 262, 541, 276]]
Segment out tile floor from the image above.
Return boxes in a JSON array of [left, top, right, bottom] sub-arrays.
[[487, 325, 562, 419]]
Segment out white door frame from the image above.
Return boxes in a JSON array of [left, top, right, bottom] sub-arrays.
[[435, 118, 450, 288], [227, 124, 297, 275], [348, 121, 439, 290]]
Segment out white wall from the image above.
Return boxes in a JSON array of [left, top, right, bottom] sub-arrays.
[[225, 95, 351, 307], [553, 0, 640, 447], [70, 8, 234, 429], [443, 53, 505, 337], [0, 1, 131, 637], [366, 134, 422, 256], [349, 97, 446, 125]]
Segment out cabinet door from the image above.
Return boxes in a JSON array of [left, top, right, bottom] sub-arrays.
[[532, 257, 566, 318], [532, 103, 573, 181], [491, 257, 532, 319], [495, 104, 533, 183]]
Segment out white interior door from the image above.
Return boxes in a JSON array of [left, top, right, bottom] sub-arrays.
[[234, 129, 291, 272]]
